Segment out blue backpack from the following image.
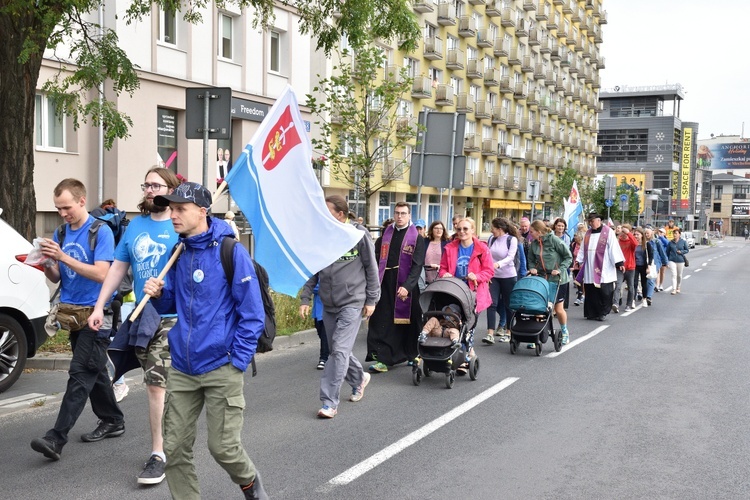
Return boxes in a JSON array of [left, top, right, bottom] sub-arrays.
[[89, 207, 129, 246]]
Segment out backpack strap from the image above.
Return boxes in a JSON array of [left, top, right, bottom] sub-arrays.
[[220, 236, 237, 285], [55, 219, 104, 252]]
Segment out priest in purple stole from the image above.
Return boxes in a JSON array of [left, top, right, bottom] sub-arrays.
[[574, 212, 624, 321], [367, 202, 425, 372]]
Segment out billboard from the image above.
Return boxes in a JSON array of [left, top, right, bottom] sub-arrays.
[[699, 141, 750, 169], [609, 173, 646, 214], [681, 128, 692, 201]]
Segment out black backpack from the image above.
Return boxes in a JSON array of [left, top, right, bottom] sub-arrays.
[[172, 236, 276, 375], [488, 235, 522, 274]]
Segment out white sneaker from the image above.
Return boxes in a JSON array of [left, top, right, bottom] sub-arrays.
[[113, 382, 129, 403], [349, 373, 370, 402]]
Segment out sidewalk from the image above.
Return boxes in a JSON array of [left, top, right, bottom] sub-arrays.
[[26, 328, 321, 371]]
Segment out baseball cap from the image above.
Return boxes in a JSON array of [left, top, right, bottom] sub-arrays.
[[415, 219, 426, 228], [154, 182, 212, 209]]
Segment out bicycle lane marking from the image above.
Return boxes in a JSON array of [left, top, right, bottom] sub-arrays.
[[546, 325, 609, 358], [320, 377, 520, 490]]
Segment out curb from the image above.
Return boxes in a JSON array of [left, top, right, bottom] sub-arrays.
[[26, 328, 321, 372]]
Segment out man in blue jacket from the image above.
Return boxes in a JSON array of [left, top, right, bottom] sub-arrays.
[[144, 182, 267, 500]]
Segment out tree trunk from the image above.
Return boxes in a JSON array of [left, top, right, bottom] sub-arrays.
[[0, 9, 54, 240]]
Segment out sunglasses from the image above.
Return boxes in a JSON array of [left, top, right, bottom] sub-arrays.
[[456, 227, 471, 232]]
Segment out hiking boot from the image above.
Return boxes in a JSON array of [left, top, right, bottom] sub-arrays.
[[137, 454, 166, 485], [349, 373, 370, 402], [30, 437, 62, 461], [241, 470, 269, 500], [317, 405, 337, 418], [81, 420, 125, 442], [481, 334, 495, 345], [368, 362, 388, 373]]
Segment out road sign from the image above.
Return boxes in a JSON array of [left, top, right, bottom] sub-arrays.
[[619, 193, 629, 202], [605, 199, 614, 207]]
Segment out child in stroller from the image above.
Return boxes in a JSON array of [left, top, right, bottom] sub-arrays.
[[418, 304, 462, 349]]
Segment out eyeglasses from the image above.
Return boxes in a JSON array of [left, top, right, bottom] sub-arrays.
[[141, 183, 168, 191], [393, 211, 409, 216], [456, 227, 471, 232]]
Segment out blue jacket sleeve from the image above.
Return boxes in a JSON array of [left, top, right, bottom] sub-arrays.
[[229, 246, 265, 372], [153, 264, 177, 315]]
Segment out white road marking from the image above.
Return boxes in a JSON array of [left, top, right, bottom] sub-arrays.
[[702, 262, 707, 267], [684, 274, 691, 279], [324, 377, 520, 488], [0, 393, 53, 409], [546, 325, 609, 358], [694, 268, 702, 273]]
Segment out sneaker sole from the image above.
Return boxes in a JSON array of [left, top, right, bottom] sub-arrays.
[[317, 410, 337, 418], [481, 338, 494, 345], [81, 428, 125, 443], [31, 440, 60, 461], [137, 473, 166, 485]]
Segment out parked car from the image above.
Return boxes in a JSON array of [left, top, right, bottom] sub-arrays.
[[0, 209, 50, 392], [682, 231, 696, 248]]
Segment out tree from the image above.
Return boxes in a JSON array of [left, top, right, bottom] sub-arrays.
[[1, 0, 420, 240], [549, 166, 596, 214], [306, 46, 418, 224]]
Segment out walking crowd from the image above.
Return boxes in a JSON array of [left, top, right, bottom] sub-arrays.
[[28, 172, 691, 500]]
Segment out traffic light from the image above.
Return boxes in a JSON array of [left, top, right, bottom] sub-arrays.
[[667, 188, 674, 196]]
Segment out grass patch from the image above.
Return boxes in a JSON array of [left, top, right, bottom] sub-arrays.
[[38, 292, 314, 353]]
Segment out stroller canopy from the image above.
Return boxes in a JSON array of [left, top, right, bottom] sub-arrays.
[[419, 277, 477, 329], [509, 276, 553, 314]]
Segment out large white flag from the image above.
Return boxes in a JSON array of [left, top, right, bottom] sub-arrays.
[[563, 180, 583, 240], [224, 85, 363, 296]]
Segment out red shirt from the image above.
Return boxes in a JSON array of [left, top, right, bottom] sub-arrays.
[[618, 232, 638, 270]]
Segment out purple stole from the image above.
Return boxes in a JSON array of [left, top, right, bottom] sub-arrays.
[[575, 225, 610, 287], [378, 223, 418, 324]]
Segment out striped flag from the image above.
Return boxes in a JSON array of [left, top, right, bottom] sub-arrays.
[[224, 85, 363, 296]]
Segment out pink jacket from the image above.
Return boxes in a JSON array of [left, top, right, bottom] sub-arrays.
[[439, 237, 495, 312]]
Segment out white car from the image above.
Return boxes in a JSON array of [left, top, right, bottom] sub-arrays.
[[682, 231, 696, 248], [0, 209, 50, 392]]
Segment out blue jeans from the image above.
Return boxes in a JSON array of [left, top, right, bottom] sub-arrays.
[[45, 328, 123, 445], [315, 319, 330, 362]]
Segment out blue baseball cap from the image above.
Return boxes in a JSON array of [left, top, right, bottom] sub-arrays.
[[415, 219, 426, 228]]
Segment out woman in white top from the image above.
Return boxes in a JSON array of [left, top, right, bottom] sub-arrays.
[[224, 211, 240, 241]]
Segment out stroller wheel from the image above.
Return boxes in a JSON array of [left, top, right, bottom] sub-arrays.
[[535, 342, 542, 356], [509, 340, 517, 355], [412, 367, 422, 386], [553, 330, 562, 352], [445, 371, 455, 389], [469, 356, 479, 381], [423, 364, 432, 377]]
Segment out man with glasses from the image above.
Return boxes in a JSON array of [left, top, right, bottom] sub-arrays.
[[88, 167, 180, 486], [367, 202, 424, 373]]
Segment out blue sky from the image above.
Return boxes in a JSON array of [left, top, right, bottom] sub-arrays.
[[600, 0, 749, 138]]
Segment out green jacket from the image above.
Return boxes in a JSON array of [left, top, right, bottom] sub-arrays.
[[527, 232, 573, 284]]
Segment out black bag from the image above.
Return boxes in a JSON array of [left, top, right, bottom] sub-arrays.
[[683, 256, 689, 267]]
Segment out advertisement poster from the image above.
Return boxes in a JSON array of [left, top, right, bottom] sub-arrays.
[[698, 140, 750, 169], [611, 173, 646, 214]]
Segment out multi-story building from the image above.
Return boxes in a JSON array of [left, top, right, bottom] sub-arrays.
[[32, 2, 313, 234], [314, 0, 605, 231], [597, 84, 703, 228]]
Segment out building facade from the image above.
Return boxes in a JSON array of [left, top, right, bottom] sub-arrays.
[[313, 0, 606, 231]]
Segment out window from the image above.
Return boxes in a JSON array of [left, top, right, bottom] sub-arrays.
[[713, 202, 721, 212], [404, 57, 419, 78], [157, 107, 178, 171], [482, 125, 493, 140], [270, 31, 280, 72], [35, 94, 65, 150], [159, 9, 177, 44], [219, 13, 234, 59], [714, 185, 723, 200], [378, 192, 396, 224]]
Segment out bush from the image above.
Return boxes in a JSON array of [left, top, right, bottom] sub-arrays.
[[272, 291, 315, 335]]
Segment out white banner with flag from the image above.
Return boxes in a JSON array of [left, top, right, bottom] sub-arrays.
[[224, 85, 363, 296], [563, 180, 583, 241]]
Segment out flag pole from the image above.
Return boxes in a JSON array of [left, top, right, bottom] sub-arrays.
[[129, 184, 227, 321]]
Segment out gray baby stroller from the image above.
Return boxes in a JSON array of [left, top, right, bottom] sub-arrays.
[[412, 277, 479, 388]]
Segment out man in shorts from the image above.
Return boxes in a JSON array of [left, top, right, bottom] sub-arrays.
[[89, 167, 181, 485]]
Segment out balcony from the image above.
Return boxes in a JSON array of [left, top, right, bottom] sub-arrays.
[[482, 139, 498, 156], [491, 106, 508, 124], [494, 37, 510, 57], [484, 68, 500, 87], [572, 88, 582, 102], [424, 36, 443, 61], [521, 119, 532, 134], [548, 100, 559, 116], [528, 28, 541, 46], [552, 0, 563, 5], [547, 12, 559, 31], [437, 2, 457, 26], [592, 74, 601, 89], [508, 48, 522, 66], [489, 173, 503, 188], [572, 6, 583, 22], [456, 93, 474, 113], [534, 64, 545, 80], [383, 158, 405, 180], [507, 114, 520, 130], [516, 18, 528, 37], [475, 171, 489, 187], [385, 65, 404, 84], [395, 116, 416, 137], [555, 78, 565, 92], [486, 0, 501, 17], [521, 56, 534, 74], [458, 16, 477, 37], [514, 82, 528, 99], [539, 95, 549, 111], [435, 84, 454, 106], [525, 150, 538, 163], [500, 8, 515, 27], [599, 10, 608, 24], [477, 29, 493, 48], [563, 83, 573, 97], [511, 149, 524, 161], [468, 0, 485, 4], [413, 0, 434, 14], [464, 134, 481, 152], [535, 1, 548, 20], [575, 38, 585, 53], [527, 89, 540, 105], [330, 110, 343, 125], [411, 76, 433, 99], [497, 142, 511, 158], [561, 0, 573, 14], [475, 100, 491, 119], [549, 40, 559, 60], [446, 48, 465, 70], [538, 152, 548, 167], [539, 35, 551, 54], [467, 59, 483, 79], [592, 25, 603, 43], [499, 76, 513, 93]]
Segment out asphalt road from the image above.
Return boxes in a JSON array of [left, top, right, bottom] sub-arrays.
[[2, 239, 749, 499]]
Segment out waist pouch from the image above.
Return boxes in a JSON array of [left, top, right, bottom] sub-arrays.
[[57, 304, 95, 332]]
